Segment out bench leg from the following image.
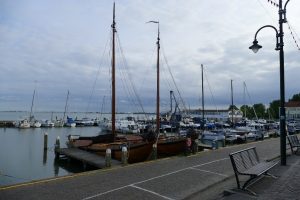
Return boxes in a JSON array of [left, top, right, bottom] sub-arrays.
[[242, 175, 256, 190], [239, 175, 258, 196], [264, 172, 278, 179], [233, 172, 241, 189]]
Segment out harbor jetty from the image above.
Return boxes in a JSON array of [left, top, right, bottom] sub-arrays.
[[55, 148, 121, 169], [0, 120, 14, 127], [0, 137, 287, 199]]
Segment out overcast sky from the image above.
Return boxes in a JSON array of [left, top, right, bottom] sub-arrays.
[[0, 0, 299, 113]]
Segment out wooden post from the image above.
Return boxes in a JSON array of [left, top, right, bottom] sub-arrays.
[[121, 146, 128, 165], [152, 143, 157, 160], [212, 140, 216, 150], [55, 136, 60, 158], [44, 132, 48, 150], [192, 139, 199, 154], [105, 148, 112, 168]]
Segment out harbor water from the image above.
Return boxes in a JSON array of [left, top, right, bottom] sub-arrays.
[[0, 111, 151, 187]]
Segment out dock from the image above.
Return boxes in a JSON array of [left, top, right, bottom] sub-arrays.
[[56, 148, 121, 168], [0, 120, 15, 127]]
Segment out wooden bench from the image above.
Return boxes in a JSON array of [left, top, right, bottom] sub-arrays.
[[229, 147, 278, 193], [287, 135, 300, 154]]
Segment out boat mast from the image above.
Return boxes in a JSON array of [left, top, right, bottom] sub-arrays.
[[243, 81, 246, 119], [29, 89, 35, 121], [111, 2, 116, 137], [201, 64, 204, 130], [147, 20, 160, 136], [156, 23, 160, 136], [231, 79, 234, 127], [170, 90, 173, 114], [63, 90, 69, 125]]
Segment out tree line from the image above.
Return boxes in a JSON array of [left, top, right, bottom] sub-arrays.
[[231, 93, 300, 120]]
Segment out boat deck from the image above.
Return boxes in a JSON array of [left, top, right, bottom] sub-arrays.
[[56, 148, 121, 168]]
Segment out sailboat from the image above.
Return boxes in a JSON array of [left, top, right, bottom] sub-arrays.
[[53, 90, 76, 127], [15, 89, 41, 128], [147, 21, 186, 157], [29, 90, 42, 128], [69, 3, 154, 163]]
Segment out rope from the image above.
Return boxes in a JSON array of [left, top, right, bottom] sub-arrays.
[[116, 32, 149, 119], [85, 31, 111, 113], [266, 0, 279, 7], [161, 44, 188, 114], [287, 21, 300, 50], [203, 66, 219, 113]]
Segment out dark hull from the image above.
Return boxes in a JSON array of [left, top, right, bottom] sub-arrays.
[[157, 137, 186, 156], [114, 142, 154, 163], [78, 133, 114, 143], [87, 141, 154, 164]]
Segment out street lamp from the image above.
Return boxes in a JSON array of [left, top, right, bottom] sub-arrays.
[[249, 0, 290, 166]]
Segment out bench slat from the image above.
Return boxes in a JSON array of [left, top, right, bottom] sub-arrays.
[[242, 161, 278, 176], [287, 135, 300, 154]]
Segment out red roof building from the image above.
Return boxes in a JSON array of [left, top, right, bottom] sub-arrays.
[[286, 101, 300, 120]]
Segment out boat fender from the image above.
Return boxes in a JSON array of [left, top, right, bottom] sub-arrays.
[[122, 146, 127, 152], [186, 138, 192, 147]]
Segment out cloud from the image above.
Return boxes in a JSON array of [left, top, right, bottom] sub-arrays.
[[0, 0, 299, 113]]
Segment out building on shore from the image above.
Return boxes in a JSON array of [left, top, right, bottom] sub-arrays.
[[189, 109, 243, 123], [286, 101, 300, 121]]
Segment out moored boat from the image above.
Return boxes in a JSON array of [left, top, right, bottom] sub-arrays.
[[15, 119, 31, 128], [157, 136, 186, 156], [66, 3, 154, 164]]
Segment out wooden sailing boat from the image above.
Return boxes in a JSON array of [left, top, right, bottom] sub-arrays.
[[81, 3, 154, 163], [148, 21, 186, 157]]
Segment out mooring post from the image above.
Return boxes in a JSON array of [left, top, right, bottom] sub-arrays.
[[44, 132, 48, 150], [192, 139, 199, 154], [105, 148, 112, 168], [212, 140, 216, 150], [152, 143, 157, 160], [54, 136, 60, 158], [121, 146, 128, 165]]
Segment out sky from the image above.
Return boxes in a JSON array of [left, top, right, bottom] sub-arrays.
[[0, 0, 299, 113]]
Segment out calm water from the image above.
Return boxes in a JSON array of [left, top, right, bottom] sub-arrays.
[[0, 126, 101, 186], [0, 111, 152, 187]]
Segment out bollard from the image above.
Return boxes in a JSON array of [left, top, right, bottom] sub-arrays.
[[212, 140, 216, 150], [121, 146, 128, 165], [44, 132, 48, 150], [55, 136, 60, 158], [152, 143, 157, 160], [105, 148, 112, 168], [192, 139, 199, 154]]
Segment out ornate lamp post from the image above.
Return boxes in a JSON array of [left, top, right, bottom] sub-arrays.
[[249, 0, 290, 165]]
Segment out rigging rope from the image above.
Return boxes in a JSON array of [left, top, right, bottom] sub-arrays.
[[116, 32, 149, 119], [85, 31, 111, 114], [203, 67, 219, 113], [287, 21, 300, 50], [244, 82, 259, 120], [161, 44, 188, 114]]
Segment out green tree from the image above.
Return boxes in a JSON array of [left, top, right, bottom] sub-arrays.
[[253, 103, 266, 119], [289, 93, 300, 101], [269, 100, 280, 119], [228, 105, 238, 110]]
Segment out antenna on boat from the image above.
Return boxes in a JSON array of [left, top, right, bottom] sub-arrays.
[[147, 20, 160, 137], [111, 2, 116, 138]]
